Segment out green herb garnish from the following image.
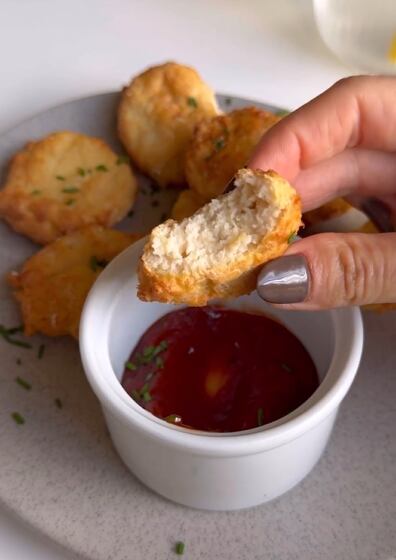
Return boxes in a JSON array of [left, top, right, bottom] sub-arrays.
[[165, 414, 182, 424], [116, 155, 129, 165], [56, 175, 65, 181], [89, 256, 108, 272], [11, 412, 25, 425], [65, 199, 75, 206], [155, 356, 164, 369], [0, 325, 32, 349], [62, 187, 79, 194], [38, 344, 45, 359], [276, 109, 290, 117], [281, 363, 292, 373], [187, 96, 198, 108], [96, 164, 108, 172], [140, 383, 152, 402], [175, 541, 185, 555], [131, 389, 140, 401], [31, 189, 41, 196], [16, 376, 31, 390], [77, 167, 86, 176], [125, 361, 137, 371], [214, 137, 226, 151], [257, 407, 264, 427], [55, 398, 63, 409], [287, 232, 297, 244]]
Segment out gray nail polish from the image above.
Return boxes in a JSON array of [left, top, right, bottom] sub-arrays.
[[257, 254, 309, 304]]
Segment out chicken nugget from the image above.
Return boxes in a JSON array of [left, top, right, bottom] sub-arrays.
[[8, 226, 140, 338], [0, 131, 137, 244], [118, 62, 219, 187], [170, 189, 207, 221], [185, 107, 281, 200], [303, 198, 352, 227]]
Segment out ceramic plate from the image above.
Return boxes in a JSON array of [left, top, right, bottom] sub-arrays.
[[0, 93, 395, 560]]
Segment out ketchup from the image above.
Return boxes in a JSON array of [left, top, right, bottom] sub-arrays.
[[121, 307, 319, 432]]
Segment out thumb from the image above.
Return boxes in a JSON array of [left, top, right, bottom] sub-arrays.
[[257, 232, 396, 309]]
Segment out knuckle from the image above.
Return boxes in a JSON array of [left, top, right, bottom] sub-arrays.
[[336, 238, 374, 304]]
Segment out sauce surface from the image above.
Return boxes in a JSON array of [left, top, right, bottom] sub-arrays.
[[121, 307, 319, 432]]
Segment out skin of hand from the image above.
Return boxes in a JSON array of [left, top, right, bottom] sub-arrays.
[[250, 75, 396, 309]]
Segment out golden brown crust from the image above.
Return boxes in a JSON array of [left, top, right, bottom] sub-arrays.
[[170, 189, 207, 221], [185, 107, 281, 199], [117, 62, 218, 187], [8, 226, 140, 338], [138, 169, 301, 306], [303, 198, 352, 227], [0, 131, 137, 244]]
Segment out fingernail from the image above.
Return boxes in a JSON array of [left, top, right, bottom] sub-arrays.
[[257, 254, 309, 304]]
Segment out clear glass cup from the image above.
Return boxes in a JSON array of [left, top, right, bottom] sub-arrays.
[[313, 0, 396, 74]]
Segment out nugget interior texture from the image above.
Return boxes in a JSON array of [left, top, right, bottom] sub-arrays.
[[185, 107, 281, 199], [138, 169, 301, 305], [118, 62, 219, 187], [0, 131, 137, 244], [8, 226, 140, 338]]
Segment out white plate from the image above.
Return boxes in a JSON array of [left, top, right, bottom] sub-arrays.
[[0, 93, 395, 560]]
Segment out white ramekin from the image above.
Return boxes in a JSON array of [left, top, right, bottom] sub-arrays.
[[80, 239, 363, 511]]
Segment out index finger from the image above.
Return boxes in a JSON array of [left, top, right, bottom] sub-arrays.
[[249, 75, 396, 184]]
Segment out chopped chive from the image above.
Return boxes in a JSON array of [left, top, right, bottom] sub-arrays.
[[65, 199, 75, 206], [77, 167, 86, 176], [31, 189, 41, 196], [89, 256, 108, 272], [54, 398, 63, 409], [214, 137, 226, 151], [96, 164, 108, 172], [127, 210, 134, 218], [62, 187, 80, 193], [116, 155, 129, 165], [56, 175, 65, 181], [224, 97, 233, 106], [257, 407, 264, 427], [125, 361, 137, 371], [38, 344, 45, 359], [151, 200, 159, 208], [0, 325, 31, 349], [155, 356, 164, 369], [140, 383, 152, 402], [131, 389, 140, 401], [281, 363, 292, 373], [16, 358, 21, 365], [175, 541, 185, 555], [276, 109, 290, 117], [165, 414, 182, 424], [287, 231, 297, 244], [15, 376, 31, 390], [187, 96, 198, 108], [11, 412, 25, 425]]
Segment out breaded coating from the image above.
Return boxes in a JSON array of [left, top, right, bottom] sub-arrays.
[[170, 189, 207, 221], [185, 107, 281, 200], [0, 131, 137, 244], [118, 62, 219, 187], [8, 226, 140, 338], [138, 169, 301, 306], [303, 198, 352, 227]]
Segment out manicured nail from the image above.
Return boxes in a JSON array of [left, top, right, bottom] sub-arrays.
[[257, 254, 309, 304]]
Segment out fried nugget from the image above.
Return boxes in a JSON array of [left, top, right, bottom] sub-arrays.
[[8, 226, 140, 338], [0, 131, 137, 244], [118, 62, 219, 187], [185, 107, 281, 200], [138, 169, 301, 306], [303, 198, 352, 227], [170, 189, 207, 221]]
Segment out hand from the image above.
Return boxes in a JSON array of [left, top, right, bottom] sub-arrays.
[[250, 75, 396, 309]]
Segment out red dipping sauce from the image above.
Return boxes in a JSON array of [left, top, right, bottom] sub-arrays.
[[121, 307, 319, 432]]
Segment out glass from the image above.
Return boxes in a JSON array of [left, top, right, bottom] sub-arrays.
[[313, 0, 396, 74]]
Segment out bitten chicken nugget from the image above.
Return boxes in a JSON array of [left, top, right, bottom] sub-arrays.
[[117, 62, 219, 187], [170, 189, 207, 221], [0, 131, 137, 244], [8, 226, 140, 338], [185, 107, 281, 200]]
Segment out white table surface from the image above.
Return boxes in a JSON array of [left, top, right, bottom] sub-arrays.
[[0, 1, 354, 558]]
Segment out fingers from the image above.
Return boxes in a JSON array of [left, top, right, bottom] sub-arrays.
[[292, 149, 396, 211], [257, 232, 396, 309], [249, 75, 396, 202]]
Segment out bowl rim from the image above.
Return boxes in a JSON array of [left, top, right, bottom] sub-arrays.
[[80, 239, 364, 457]]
